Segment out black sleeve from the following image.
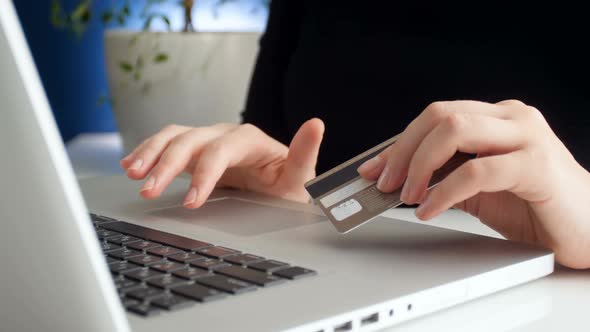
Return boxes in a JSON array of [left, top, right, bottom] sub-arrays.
[[566, 70, 590, 171], [546, 29, 590, 171], [240, 0, 304, 145]]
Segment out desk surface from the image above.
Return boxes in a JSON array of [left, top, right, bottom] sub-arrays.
[[67, 133, 590, 332]]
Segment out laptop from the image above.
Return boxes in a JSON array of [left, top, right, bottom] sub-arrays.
[[0, 1, 554, 331]]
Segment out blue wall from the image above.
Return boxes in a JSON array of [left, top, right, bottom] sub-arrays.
[[14, 0, 116, 142], [14, 0, 267, 142]]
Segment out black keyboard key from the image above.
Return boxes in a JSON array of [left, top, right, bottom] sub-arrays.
[[107, 248, 143, 260], [147, 246, 183, 257], [96, 229, 122, 240], [124, 267, 165, 281], [113, 276, 141, 291], [120, 296, 141, 308], [149, 261, 186, 273], [147, 275, 190, 289], [196, 275, 256, 294], [172, 283, 226, 302], [248, 260, 290, 273], [101, 242, 122, 253], [172, 267, 211, 280], [167, 252, 206, 264], [126, 285, 166, 301], [224, 254, 265, 266], [105, 256, 120, 264], [127, 303, 161, 317], [107, 235, 141, 246], [109, 261, 142, 274], [126, 240, 162, 251], [126, 254, 165, 267], [101, 222, 212, 251], [150, 293, 194, 311], [273, 267, 317, 280], [197, 246, 240, 259], [190, 258, 230, 271], [215, 265, 284, 287]]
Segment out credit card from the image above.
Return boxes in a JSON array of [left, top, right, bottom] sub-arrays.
[[305, 135, 474, 233]]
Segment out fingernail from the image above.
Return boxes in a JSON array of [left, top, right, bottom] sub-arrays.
[[128, 159, 143, 171], [401, 181, 411, 202], [376, 166, 390, 191], [357, 156, 381, 174], [140, 176, 156, 192], [122, 154, 132, 162], [415, 193, 433, 219], [183, 187, 198, 207]]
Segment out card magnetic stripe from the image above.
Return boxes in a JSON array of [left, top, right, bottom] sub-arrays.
[[306, 144, 390, 199]]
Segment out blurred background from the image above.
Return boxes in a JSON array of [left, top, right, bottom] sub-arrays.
[[14, 0, 268, 143]]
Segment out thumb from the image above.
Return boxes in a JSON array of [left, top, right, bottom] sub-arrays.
[[283, 118, 325, 184]]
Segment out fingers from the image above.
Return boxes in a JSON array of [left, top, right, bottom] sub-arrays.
[[357, 145, 391, 180], [282, 118, 325, 187], [139, 128, 225, 199], [120, 140, 147, 169], [183, 124, 288, 208], [182, 143, 233, 208], [359, 100, 507, 190], [375, 102, 456, 191], [122, 125, 191, 180], [399, 113, 525, 204], [414, 153, 524, 220]]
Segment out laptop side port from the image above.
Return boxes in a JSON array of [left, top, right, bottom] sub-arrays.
[[333, 321, 353, 332], [360, 313, 379, 326]]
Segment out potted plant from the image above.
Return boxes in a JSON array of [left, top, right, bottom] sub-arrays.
[[51, 0, 268, 153]]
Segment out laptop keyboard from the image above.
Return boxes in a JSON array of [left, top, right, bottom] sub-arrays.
[[90, 213, 317, 317]]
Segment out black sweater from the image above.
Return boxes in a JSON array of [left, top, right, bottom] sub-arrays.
[[242, 0, 589, 173]]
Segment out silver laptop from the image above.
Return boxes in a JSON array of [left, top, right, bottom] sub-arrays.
[[0, 1, 554, 331]]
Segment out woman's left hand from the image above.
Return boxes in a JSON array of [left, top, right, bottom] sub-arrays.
[[357, 100, 590, 269]]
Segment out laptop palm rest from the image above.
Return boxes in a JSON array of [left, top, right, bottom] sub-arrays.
[[147, 198, 325, 237]]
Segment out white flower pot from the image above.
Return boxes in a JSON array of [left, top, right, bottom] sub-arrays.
[[104, 30, 260, 153]]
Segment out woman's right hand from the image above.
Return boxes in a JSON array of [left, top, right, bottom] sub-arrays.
[[120, 119, 324, 208]]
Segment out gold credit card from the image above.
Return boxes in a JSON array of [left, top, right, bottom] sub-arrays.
[[305, 135, 474, 233]]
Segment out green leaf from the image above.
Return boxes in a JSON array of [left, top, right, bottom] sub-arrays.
[[80, 9, 92, 23], [133, 71, 141, 81], [143, 15, 154, 30], [117, 14, 126, 25], [153, 53, 169, 63], [119, 62, 134, 72], [51, 0, 62, 14], [143, 14, 171, 31], [122, 5, 131, 17], [50, 0, 66, 28], [71, 1, 91, 21], [51, 16, 64, 28], [101, 11, 114, 24], [162, 16, 171, 30]]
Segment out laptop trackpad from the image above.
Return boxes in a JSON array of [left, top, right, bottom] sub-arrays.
[[148, 198, 325, 237]]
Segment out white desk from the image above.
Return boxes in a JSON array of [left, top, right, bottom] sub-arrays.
[[67, 133, 590, 332]]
